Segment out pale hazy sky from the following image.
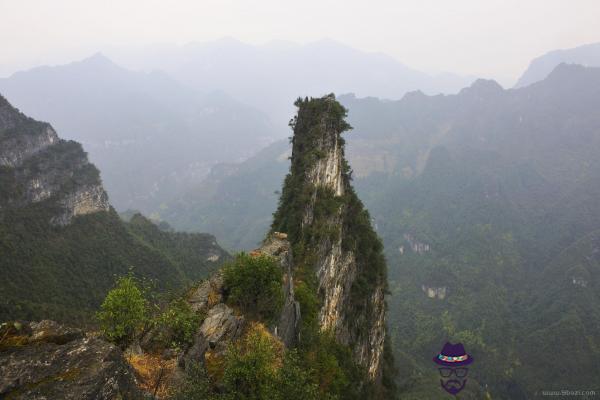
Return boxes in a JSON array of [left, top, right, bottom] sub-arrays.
[[1, 0, 599, 85]]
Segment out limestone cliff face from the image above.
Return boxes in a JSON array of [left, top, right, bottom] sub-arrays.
[[0, 125, 58, 167], [272, 94, 388, 381], [0, 94, 109, 224]]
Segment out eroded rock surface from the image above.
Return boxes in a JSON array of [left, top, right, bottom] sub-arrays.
[[180, 232, 299, 371], [188, 271, 225, 313], [0, 94, 109, 225], [272, 95, 388, 381], [253, 233, 300, 347], [181, 303, 245, 370], [0, 320, 144, 400]]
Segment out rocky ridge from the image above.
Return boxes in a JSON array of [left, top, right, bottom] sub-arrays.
[[181, 232, 298, 370], [0, 94, 109, 225]]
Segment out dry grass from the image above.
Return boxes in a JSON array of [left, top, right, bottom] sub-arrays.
[[207, 288, 221, 308], [204, 349, 226, 382], [249, 250, 262, 257], [126, 353, 177, 398]]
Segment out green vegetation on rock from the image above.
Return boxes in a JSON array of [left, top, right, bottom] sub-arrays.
[[97, 274, 148, 347]]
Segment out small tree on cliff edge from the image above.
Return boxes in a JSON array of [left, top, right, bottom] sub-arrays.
[[97, 273, 147, 347]]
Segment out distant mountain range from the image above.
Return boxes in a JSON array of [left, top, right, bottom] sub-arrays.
[[0, 54, 276, 212], [105, 38, 475, 127], [164, 63, 600, 249], [0, 40, 476, 213], [515, 42, 600, 87]]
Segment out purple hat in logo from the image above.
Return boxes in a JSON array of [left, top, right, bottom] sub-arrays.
[[433, 342, 473, 367]]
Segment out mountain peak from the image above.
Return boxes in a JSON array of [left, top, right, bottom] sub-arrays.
[[79, 52, 116, 67], [459, 78, 504, 98], [515, 42, 600, 87], [470, 78, 504, 91], [271, 95, 390, 385], [545, 62, 588, 81]]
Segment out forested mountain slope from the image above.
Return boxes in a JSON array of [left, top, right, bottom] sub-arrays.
[[0, 94, 229, 323]]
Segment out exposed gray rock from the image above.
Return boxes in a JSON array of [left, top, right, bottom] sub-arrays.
[[181, 303, 245, 370], [0, 125, 58, 168], [257, 234, 301, 347], [403, 233, 431, 254], [421, 285, 448, 300], [0, 321, 145, 400], [284, 94, 387, 381], [28, 320, 85, 344], [0, 94, 110, 225], [188, 271, 225, 313], [52, 184, 110, 226]]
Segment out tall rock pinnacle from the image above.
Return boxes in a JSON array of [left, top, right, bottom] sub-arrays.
[[272, 94, 388, 381]]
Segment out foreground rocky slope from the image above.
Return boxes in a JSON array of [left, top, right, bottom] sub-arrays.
[[181, 233, 295, 369], [0, 320, 143, 400]]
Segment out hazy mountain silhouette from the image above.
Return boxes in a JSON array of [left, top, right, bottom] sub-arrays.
[[515, 42, 600, 87], [105, 38, 474, 128], [0, 53, 276, 212]]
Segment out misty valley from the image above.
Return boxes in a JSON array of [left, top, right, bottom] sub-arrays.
[[2, 22, 600, 400]]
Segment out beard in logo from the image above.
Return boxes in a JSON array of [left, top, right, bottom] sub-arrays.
[[440, 376, 468, 395]]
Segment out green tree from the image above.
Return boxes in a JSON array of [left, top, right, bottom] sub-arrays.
[[277, 350, 319, 400], [221, 326, 280, 400], [97, 274, 147, 347], [170, 362, 216, 400], [223, 253, 283, 322], [156, 298, 201, 349]]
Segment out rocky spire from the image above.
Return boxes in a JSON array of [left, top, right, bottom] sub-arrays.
[[272, 94, 388, 382]]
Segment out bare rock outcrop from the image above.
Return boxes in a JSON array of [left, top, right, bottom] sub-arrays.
[[0, 94, 109, 225], [179, 273, 245, 371], [178, 231, 300, 375], [252, 233, 301, 347], [0, 320, 144, 400]]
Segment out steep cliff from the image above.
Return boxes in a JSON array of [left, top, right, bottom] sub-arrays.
[[272, 95, 389, 383], [159, 97, 394, 398], [0, 94, 109, 224]]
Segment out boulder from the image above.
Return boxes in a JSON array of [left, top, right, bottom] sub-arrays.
[[188, 272, 225, 313], [181, 303, 245, 370], [0, 321, 145, 400]]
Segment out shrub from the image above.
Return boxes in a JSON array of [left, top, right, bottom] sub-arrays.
[[97, 274, 147, 347], [223, 253, 283, 322], [170, 362, 215, 400], [221, 325, 281, 400], [156, 298, 201, 349], [277, 350, 319, 400]]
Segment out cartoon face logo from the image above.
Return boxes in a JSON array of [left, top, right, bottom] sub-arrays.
[[433, 342, 473, 395]]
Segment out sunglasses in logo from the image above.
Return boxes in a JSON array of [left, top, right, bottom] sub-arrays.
[[438, 367, 468, 378]]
